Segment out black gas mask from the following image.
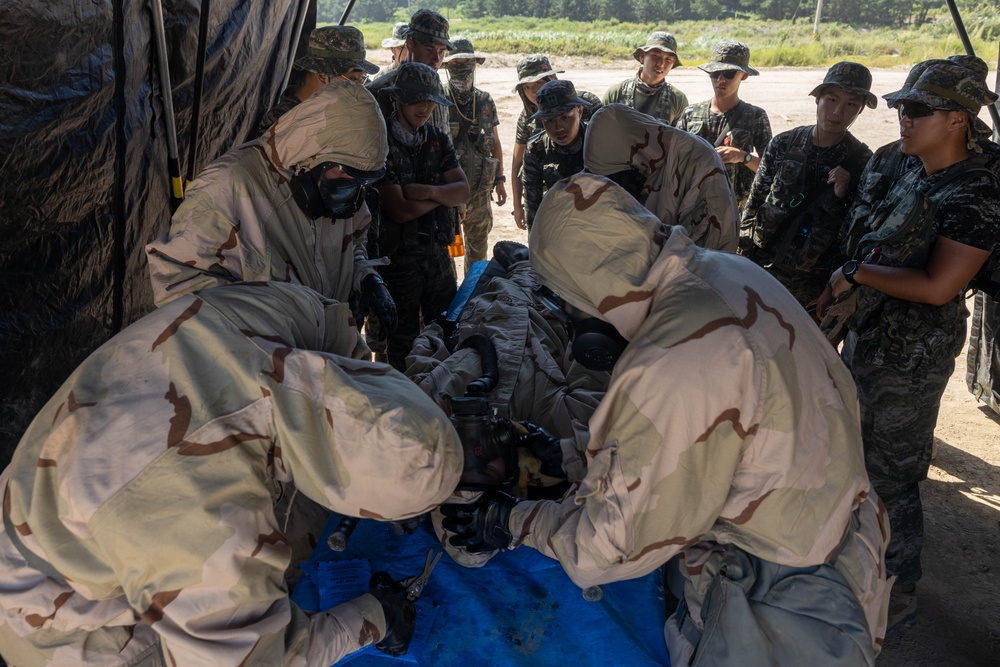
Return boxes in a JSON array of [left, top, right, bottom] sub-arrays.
[[536, 285, 628, 372], [290, 161, 385, 220]]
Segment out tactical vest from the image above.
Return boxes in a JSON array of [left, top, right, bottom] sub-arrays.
[[747, 126, 867, 275], [850, 157, 998, 369], [615, 76, 679, 123], [446, 88, 499, 193]]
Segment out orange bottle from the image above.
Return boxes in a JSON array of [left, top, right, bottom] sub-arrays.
[[449, 232, 465, 258]]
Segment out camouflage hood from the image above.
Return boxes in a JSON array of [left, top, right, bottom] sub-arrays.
[[530, 172, 665, 341], [263, 80, 388, 174]]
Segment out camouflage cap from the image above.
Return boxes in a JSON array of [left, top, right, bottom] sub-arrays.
[[406, 8, 455, 49], [512, 54, 563, 92], [632, 32, 683, 67], [295, 26, 380, 77], [527, 79, 588, 121], [809, 61, 878, 109], [381, 22, 409, 48], [698, 40, 758, 76], [443, 37, 485, 65], [885, 56, 998, 118], [383, 61, 453, 106]]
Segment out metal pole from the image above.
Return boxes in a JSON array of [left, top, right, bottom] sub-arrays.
[[185, 0, 211, 183], [280, 0, 312, 95], [812, 0, 824, 39], [339, 0, 358, 25], [944, 0, 1000, 129], [150, 0, 184, 206]]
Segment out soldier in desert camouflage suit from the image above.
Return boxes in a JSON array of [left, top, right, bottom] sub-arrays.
[[741, 62, 875, 312], [818, 57, 1000, 629], [583, 103, 739, 252], [147, 81, 396, 339], [510, 54, 602, 230], [0, 282, 463, 667], [675, 40, 771, 210], [602, 31, 689, 126], [255, 25, 380, 136], [442, 38, 507, 270], [441, 172, 891, 666]]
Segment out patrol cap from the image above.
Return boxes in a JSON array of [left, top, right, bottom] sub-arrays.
[[513, 54, 563, 92], [381, 22, 409, 48], [443, 37, 485, 65], [295, 26, 380, 77], [528, 79, 588, 121], [809, 61, 878, 109], [383, 61, 453, 106], [406, 8, 455, 49], [698, 40, 758, 76], [885, 56, 997, 116], [633, 32, 683, 67]]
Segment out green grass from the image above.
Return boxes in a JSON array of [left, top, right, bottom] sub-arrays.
[[349, 14, 1000, 69]]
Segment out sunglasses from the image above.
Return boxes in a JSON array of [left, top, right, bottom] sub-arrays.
[[709, 70, 740, 80], [897, 101, 938, 120]]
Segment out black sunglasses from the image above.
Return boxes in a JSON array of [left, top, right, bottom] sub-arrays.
[[897, 101, 938, 120], [709, 70, 740, 80]]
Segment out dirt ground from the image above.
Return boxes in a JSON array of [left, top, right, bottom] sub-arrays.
[[375, 51, 1000, 665]]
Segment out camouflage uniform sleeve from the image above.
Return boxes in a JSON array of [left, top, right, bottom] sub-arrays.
[[740, 133, 783, 251], [508, 325, 761, 587], [523, 136, 546, 226], [146, 163, 264, 307], [515, 110, 532, 145], [751, 107, 772, 155], [675, 105, 694, 132], [670, 87, 689, 126]]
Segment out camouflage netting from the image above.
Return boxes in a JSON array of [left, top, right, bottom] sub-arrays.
[[0, 0, 316, 466]]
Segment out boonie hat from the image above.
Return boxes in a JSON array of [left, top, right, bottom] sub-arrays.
[[383, 61, 453, 106], [381, 22, 409, 48], [698, 40, 758, 76], [406, 9, 455, 49], [513, 54, 563, 92], [809, 61, 878, 109], [886, 56, 998, 140], [632, 32, 683, 67], [295, 26, 380, 76], [443, 37, 486, 65], [528, 80, 588, 121]]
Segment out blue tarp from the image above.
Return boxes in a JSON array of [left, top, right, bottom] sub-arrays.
[[293, 515, 671, 666]]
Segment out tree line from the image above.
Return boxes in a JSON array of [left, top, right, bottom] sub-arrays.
[[321, 0, 947, 27]]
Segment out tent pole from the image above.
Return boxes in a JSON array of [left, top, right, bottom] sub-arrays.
[[185, 0, 211, 183], [151, 0, 184, 207], [339, 0, 358, 24], [944, 0, 1000, 128]]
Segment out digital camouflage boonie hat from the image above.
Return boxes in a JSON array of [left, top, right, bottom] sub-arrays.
[[382, 61, 453, 106], [295, 26, 380, 76], [809, 61, 878, 109], [885, 56, 997, 115], [528, 79, 588, 121], [443, 37, 485, 65], [698, 40, 758, 76], [632, 31, 683, 67], [406, 8, 455, 49], [381, 21, 409, 48], [512, 54, 563, 92]]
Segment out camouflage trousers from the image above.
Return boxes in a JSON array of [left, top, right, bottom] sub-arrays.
[[377, 246, 457, 372], [847, 334, 955, 586], [462, 188, 494, 273]]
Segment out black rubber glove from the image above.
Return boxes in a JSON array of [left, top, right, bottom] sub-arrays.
[[440, 490, 518, 553], [368, 571, 416, 657], [517, 421, 566, 479], [357, 273, 397, 339]]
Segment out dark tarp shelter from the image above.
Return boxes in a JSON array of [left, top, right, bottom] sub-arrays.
[[0, 0, 316, 467]]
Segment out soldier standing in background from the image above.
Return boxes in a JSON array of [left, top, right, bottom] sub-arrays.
[[442, 38, 507, 272], [381, 21, 410, 72], [676, 40, 771, 211], [602, 31, 689, 126], [740, 62, 875, 312], [510, 55, 602, 230], [256, 26, 379, 136]]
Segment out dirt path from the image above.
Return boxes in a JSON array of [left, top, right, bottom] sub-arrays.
[[376, 51, 1000, 665]]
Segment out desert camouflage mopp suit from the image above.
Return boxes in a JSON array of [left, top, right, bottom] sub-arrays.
[[513, 173, 890, 665], [0, 282, 462, 666]]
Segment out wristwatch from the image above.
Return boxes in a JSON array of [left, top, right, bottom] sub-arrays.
[[842, 259, 860, 285], [742, 151, 753, 164]]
